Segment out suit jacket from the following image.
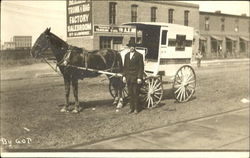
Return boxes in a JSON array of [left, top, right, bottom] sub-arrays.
[[123, 51, 144, 83]]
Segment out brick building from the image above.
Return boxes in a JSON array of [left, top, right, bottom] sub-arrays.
[[199, 11, 250, 59], [13, 36, 32, 50], [66, 0, 199, 52]]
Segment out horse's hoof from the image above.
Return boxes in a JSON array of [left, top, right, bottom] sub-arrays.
[[116, 102, 123, 109], [60, 108, 68, 113], [72, 109, 79, 113]]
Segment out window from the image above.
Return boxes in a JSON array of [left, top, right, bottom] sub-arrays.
[[168, 39, 175, 46], [205, 17, 209, 31], [131, 5, 138, 22], [235, 19, 239, 32], [168, 9, 174, 23], [100, 37, 111, 49], [184, 10, 189, 26], [176, 35, 186, 51], [161, 30, 167, 45], [221, 24, 225, 31], [109, 2, 116, 24], [100, 36, 123, 50], [221, 18, 225, 31], [185, 40, 192, 47], [151, 7, 157, 22]]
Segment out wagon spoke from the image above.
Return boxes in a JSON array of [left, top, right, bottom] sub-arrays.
[[186, 73, 194, 82], [186, 86, 193, 92], [152, 78, 158, 88], [179, 87, 184, 101], [183, 87, 186, 101], [154, 82, 162, 89], [176, 87, 183, 100], [154, 94, 161, 100], [174, 86, 183, 94], [147, 96, 151, 108], [173, 83, 181, 88], [154, 92, 163, 95]]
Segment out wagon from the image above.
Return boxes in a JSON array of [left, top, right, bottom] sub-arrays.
[[109, 22, 196, 108]]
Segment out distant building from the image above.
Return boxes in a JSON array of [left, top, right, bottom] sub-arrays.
[[13, 36, 32, 50], [199, 11, 250, 58], [3, 42, 15, 50]]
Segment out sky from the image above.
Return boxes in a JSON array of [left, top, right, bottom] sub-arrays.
[[1, 0, 249, 45]]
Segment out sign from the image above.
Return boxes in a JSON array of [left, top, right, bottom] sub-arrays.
[[94, 25, 136, 33], [67, 0, 92, 37]]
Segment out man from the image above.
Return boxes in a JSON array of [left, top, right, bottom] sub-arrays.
[[196, 49, 203, 68], [123, 39, 144, 114]]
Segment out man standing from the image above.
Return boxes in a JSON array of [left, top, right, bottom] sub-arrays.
[[123, 39, 144, 114]]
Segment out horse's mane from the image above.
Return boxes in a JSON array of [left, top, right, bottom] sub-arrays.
[[49, 32, 69, 50], [49, 32, 88, 54]]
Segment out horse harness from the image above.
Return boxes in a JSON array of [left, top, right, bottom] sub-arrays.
[[44, 46, 120, 78]]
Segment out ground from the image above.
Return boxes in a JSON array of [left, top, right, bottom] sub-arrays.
[[0, 61, 249, 150]]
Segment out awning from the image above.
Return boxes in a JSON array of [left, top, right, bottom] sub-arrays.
[[240, 36, 250, 41], [226, 36, 237, 41], [199, 35, 206, 41], [211, 35, 222, 41]]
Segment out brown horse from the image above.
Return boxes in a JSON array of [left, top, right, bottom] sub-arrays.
[[30, 28, 124, 113]]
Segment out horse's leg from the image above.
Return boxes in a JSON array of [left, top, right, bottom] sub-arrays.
[[61, 76, 70, 112], [72, 77, 80, 113], [111, 78, 119, 106], [116, 79, 124, 108]]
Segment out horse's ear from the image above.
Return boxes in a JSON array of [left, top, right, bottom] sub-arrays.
[[48, 27, 51, 32]]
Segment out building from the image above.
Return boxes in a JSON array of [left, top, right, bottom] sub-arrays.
[[13, 36, 32, 50], [199, 11, 250, 59], [3, 42, 15, 50], [66, 0, 199, 53]]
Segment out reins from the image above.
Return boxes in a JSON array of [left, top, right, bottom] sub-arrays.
[[41, 56, 62, 76]]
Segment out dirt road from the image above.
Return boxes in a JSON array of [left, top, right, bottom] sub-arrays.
[[0, 61, 249, 150]]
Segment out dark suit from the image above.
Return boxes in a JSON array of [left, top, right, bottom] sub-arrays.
[[123, 51, 144, 112]]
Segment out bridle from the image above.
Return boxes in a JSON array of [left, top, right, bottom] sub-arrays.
[[34, 33, 63, 75]]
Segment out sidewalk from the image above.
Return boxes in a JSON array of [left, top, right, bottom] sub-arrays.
[[72, 108, 249, 150], [191, 58, 249, 67]]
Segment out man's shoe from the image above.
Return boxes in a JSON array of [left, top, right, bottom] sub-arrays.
[[134, 110, 139, 114]]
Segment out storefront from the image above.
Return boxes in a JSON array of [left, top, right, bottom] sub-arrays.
[[210, 35, 222, 57]]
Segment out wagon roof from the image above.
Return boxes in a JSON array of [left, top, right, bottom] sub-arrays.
[[122, 22, 194, 29]]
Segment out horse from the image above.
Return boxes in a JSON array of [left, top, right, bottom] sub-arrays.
[[30, 28, 124, 113]]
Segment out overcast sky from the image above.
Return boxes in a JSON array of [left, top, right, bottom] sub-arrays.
[[1, 0, 249, 45]]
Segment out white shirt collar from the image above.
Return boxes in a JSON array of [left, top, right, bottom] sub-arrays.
[[130, 52, 134, 59]]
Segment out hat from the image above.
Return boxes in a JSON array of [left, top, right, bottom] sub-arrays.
[[127, 38, 136, 47]]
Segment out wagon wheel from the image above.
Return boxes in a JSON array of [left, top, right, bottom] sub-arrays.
[[173, 65, 196, 103], [140, 76, 163, 108], [109, 81, 128, 99]]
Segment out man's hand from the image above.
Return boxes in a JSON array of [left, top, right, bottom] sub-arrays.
[[137, 78, 142, 84], [122, 76, 126, 83]]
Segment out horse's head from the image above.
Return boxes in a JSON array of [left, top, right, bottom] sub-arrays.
[[30, 28, 51, 58]]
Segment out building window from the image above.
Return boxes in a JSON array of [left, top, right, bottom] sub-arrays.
[[235, 19, 239, 32], [168, 9, 174, 23], [205, 17, 209, 31], [131, 5, 138, 22], [109, 2, 116, 25], [184, 10, 189, 26], [151, 7, 157, 22], [221, 18, 225, 31], [100, 37, 112, 49], [100, 36, 123, 50]]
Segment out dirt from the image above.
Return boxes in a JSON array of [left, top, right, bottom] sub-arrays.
[[0, 62, 249, 150]]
